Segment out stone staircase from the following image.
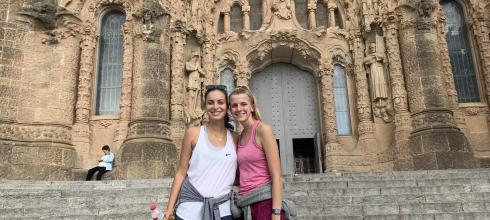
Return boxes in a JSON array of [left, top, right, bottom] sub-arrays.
[[2, 169, 490, 219]]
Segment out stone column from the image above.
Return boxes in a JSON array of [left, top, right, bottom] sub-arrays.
[[170, 23, 187, 153], [307, 2, 316, 29], [383, 14, 413, 170], [317, 65, 340, 171], [435, 9, 468, 135], [114, 26, 134, 152], [73, 34, 96, 169], [398, 2, 477, 169], [118, 12, 177, 179], [7, 7, 81, 180], [328, 3, 337, 28], [242, 6, 250, 31], [224, 11, 231, 32], [0, 0, 24, 179], [351, 32, 377, 151], [473, 16, 490, 106]]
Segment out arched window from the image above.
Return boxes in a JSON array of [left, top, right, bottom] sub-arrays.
[[316, 2, 328, 28], [333, 65, 351, 135], [441, 0, 480, 103], [220, 68, 236, 129], [249, 0, 262, 30], [295, 0, 308, 29], [219, 68, 235, 94], [230, 4, 243, 32], [95, 10, 125, 115], [218, 13, 225, 33], [334, 9, 343, 28]]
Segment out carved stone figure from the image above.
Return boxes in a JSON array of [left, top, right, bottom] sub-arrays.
[[133, 0, 166, 41], [272, 0, 292, 20], [17, 0, 80, 43], [364, 42, 392, 122], [185, 51, 204, 122], [418, 0, 435, 18]]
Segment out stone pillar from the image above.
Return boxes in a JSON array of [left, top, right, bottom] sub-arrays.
[[117, 14, 177, 179], [317, 65, 340, 171], [224, 11, 231, 32], [383, 14, 413, 170], [473, 17, 490, 107], [0, 0, 23, 179], [398, 2, 477, 169], [114, 26, 134, 153], [242, 6, 250, 31], [73, 34, 96, 169], [328, 3, 337, 28], [435, 9, 468, 136], [351, 32, 377, 152], [5, 5, 81, 180], [307, 2, 316, 29], [170, 24, 187, 153]]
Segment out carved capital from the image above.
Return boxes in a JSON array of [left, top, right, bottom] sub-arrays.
[[242, 6, 250, 13]]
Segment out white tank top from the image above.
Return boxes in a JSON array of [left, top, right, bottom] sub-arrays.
[[176, 126, 237, 219]]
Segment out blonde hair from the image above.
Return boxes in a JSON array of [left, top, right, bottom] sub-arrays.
[[229, 86, 261, 120]]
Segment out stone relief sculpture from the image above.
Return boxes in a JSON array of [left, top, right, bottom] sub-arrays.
[[272, 0, 292, 20], [185, 51, 205, 123], [133, 0, 166, 41], [17, 0, 80, 44], [364, 39, 392, 122]]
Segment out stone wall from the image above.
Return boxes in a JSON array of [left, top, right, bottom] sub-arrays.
[[0, 0, 489, 180]]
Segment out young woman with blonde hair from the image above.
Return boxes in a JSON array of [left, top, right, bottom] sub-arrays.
[[230, 86, 295, 220]]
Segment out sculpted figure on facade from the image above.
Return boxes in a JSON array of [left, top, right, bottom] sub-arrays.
[[272, 0, 292, 20], [133, 0, 166, 41], [364, 40, 392, 122], [18, 0, 80, 44], [186, 51, 204, 122]]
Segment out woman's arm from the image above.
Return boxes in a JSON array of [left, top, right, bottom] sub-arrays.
[[256, 123, 282, 220], [232, 132, 240, 186], [165, 127, 198, 218]]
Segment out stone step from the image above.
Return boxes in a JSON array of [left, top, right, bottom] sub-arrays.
[[294, 212, 490, 220], [284, 178, 490, 190], [285, 192, 490, 206]]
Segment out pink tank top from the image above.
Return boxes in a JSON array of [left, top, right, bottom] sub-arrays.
[[237, 120, 271, 195]]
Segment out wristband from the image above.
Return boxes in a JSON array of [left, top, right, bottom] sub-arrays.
[[272, 208, 281, 215]]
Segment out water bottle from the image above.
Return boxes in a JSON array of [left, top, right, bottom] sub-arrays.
[[149, 204, 163, 220]]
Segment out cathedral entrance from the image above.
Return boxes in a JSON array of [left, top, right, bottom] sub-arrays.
[[250, 63, 322, 175]]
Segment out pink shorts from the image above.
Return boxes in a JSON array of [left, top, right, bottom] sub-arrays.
[[250, 199, 286, 220]]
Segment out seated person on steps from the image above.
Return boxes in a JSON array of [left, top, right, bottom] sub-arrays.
[[85, 145, 114, 181]]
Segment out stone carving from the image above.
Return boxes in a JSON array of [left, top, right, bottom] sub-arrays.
[[133, 0, 167, 41], [272, 0, 292, 20], [364, 40, 392, 122], [185, 51, 205, 122], [18, 0, 80, 44], [417, 0, 435, 18]]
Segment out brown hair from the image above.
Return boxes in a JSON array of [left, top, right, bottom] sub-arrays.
[[229, 86, 261, 120], [203, 85, 234, 130], [101, 145, 110, 151]]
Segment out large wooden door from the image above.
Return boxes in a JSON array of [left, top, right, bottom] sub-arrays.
[[250, 63, 321, 174]]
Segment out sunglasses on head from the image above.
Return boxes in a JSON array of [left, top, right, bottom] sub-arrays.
[[206, 84, 227, 92]]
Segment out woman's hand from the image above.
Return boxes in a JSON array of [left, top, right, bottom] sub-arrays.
[[164, 208, 174, 220]]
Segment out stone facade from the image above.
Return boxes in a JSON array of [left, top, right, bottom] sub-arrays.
[[0, 0, 489, 180]]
